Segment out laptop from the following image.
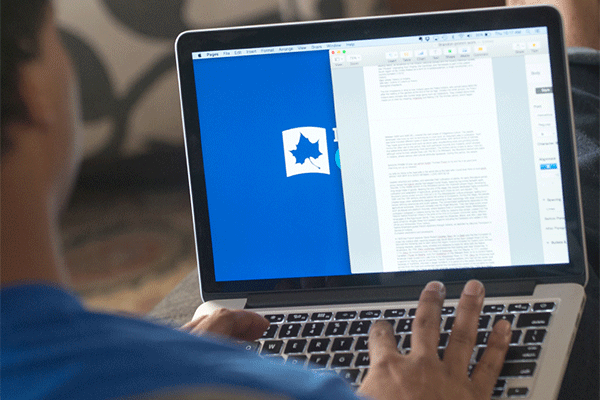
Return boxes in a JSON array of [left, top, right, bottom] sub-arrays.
[[175, 5, 588, 399]]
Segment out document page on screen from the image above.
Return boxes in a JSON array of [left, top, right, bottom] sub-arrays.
[[331, 45, 513, 274]]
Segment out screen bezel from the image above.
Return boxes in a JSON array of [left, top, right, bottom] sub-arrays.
[[175, 6, 587, 300]]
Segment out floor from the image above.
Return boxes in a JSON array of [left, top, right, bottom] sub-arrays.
[[61, 188, 196, 315]]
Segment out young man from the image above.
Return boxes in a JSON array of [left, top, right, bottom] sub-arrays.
[[1, 2, 513, 399]]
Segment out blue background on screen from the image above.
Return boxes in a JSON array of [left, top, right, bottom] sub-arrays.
[[193, 50, 352, 281]]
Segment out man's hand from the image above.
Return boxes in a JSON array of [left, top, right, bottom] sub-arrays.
[[358, 280, 511, 400], [181, 309, 269, 342]]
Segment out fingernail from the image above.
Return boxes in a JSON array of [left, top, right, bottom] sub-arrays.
[[424, 281, 446, 299], [463, 280, 484, 297]]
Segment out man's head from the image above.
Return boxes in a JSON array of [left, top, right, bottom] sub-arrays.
[[1, 0, 83, 285], [1, 0, 82, 214], [2, 0, 50, 154]]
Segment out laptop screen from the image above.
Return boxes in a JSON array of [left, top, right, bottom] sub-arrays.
[[176, 7, 587, 295], [190, 27, 568, 282]]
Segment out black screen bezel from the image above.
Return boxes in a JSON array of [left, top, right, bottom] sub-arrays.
[[175, 6, 586, 300]]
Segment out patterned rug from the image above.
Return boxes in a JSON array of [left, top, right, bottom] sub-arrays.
[[61, 188, 196, 315]]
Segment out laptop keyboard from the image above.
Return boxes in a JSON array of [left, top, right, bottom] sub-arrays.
[[248, 300, 557, 398]]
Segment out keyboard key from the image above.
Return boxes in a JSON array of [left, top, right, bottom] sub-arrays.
[[402, 335, 412, 350], [444, 317, 455, 331], [355, 336, 369, 350], [483, 305, 505, 313], [396, 319, 413, 333], [287, 313, 309, 322], [505, 345, 541, 361], [438, 348, 444, 359], [394, 335, 402, 346], [507, 387, 530, 397], [441, 306, 455, 315], [286, 355, 307, 367], [309, 354, 330, 369], [355, 352, 370, 366], [408, 308, 417, 317], [326, 321, 348, 336], [308, 338, 330, 353], [240, 342, 259, 353], [384, 309, 405, 318], [508, 303, 530, 312], [494, 314, 515, 326], [284, 339, 307, 354], [312, 312, 332, 321], [332, 353, 354, 367], [360, 368, 370, 383], [476, 331, 491, 345], [332, 337, 354, 351], [339, 368, 360, 384], [266, 355, 285, 364], [302, 323, 324, 337], [524, 329, 547, 343], [261, 340, 283, 355], [479, 315, 491, 330], [335, 311, 357, 320], [262, 325, 278, 339], [349, 320, 372, 335], [517, 313, 551, 328], [264, 314, 285, 323], [533, 302, 555, 311], [491, 381, 506, 398], [360, 310, 381, 319], [439, 333, 449, 347], [279, 324, 302, 338], [511, 330, 522, 344], [500, 362, 536, 377]]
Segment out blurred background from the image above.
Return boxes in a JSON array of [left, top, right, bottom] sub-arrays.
[[56, 0, 595, 315]]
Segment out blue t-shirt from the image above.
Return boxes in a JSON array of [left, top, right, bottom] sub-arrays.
[[0, 284, 359, 400]]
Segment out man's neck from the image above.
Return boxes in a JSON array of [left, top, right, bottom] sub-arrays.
[[1, 162, 70, 288]]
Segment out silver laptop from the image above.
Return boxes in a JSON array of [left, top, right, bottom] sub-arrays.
[[175, 6, 588, 399]]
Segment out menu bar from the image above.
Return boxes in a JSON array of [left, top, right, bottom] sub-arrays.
[[192, 27, 548, 60]]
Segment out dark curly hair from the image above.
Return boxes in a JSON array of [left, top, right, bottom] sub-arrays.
[[1, 0, 50, 156]]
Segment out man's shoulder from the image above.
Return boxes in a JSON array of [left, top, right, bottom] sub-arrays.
[[1, 284, 359, 400]]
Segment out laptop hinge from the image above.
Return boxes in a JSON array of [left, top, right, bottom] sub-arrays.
[[245, 281, 537, 309]]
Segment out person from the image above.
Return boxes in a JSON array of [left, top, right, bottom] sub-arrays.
[[2, 1, 552, 399]]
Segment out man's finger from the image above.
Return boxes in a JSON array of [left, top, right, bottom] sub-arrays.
[[368, 320, 401, 368], [443, 280, 485, 375], [182, 309, 269, 341], [204, 309, 269, 341], [192, 308, 236, 336], [411, 281, 446, 356], [228, 310, 270, 341], [471, 320, 511, 397]]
